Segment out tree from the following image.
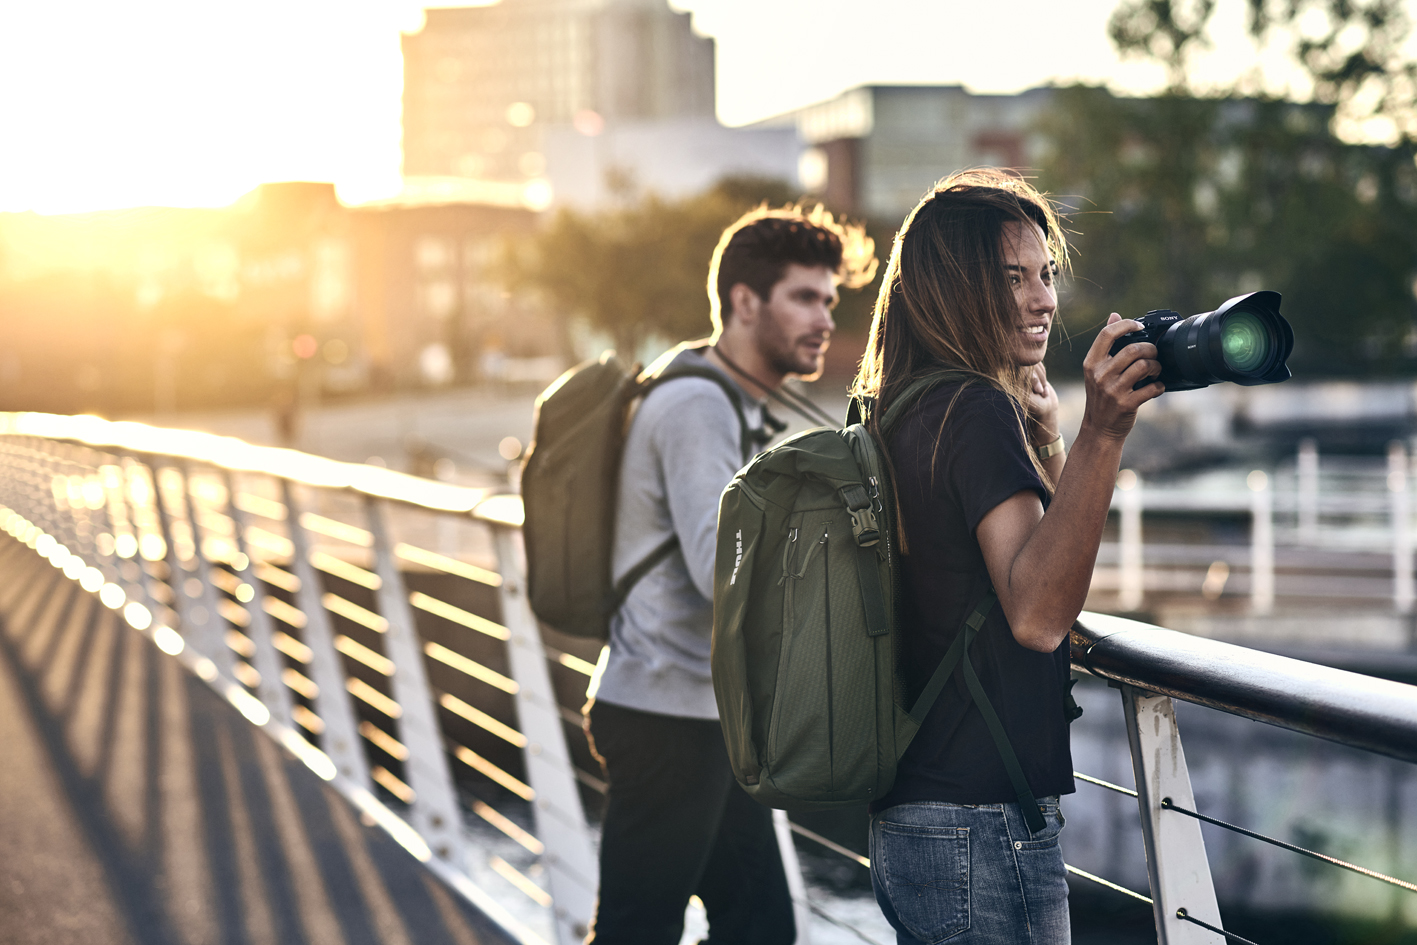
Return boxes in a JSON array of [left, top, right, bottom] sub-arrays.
[[504, 177, 798, 357], [1037, 86, 1417, 378], [1109, 0, 1417, 143], [504, 175, 886, 363]]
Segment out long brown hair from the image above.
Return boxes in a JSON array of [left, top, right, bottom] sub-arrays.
[[851, 169, 1069, 489]]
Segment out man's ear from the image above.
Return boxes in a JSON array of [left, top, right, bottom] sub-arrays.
[[728, 283, 762, 327]]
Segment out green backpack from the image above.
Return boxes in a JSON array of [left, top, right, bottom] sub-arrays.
[[711, 371, 1046, 829], [522, 350, 752, 639]]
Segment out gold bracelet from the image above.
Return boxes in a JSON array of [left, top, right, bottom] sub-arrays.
[[1035, 435, 1065, 459]]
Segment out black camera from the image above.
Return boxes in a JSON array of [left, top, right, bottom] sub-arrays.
[[1109, 290, 1294, 392]]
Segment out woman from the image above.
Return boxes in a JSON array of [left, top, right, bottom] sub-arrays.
[[852, 170, 1163, 944]]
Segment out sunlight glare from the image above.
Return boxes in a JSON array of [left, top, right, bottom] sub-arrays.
[[0, 0, 428, 213]]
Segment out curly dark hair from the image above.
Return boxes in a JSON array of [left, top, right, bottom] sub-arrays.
[[708, 205, 876, 330]]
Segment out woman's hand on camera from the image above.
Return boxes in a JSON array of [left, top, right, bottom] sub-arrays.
[[1081, 313, 1164, 440]]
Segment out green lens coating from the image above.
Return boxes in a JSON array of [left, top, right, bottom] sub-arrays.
[[1221, 311, 1271, 373]]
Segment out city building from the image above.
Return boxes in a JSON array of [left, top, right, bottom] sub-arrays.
[[350, 189, 549, 391], [540, 117, 801, 207], [0, 182, 549, 418], [401, 0, 713, 180], [764, 85, 1058, 221], [400, 1, 800, 208]]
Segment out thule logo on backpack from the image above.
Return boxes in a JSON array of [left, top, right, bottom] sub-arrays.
[[729, 529, 744, 584]]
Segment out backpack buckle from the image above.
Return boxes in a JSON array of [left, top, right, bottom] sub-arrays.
[[849, 508, 880, 546], [840, 484, 880, 547]]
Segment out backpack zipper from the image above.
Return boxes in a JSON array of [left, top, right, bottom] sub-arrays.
[[778, 527, 798, 586], [780, 523, 825, 584]]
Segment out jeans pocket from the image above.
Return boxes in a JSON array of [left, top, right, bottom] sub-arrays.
[[1020, 810, 1065, 855], [875, 822, 969, 944]]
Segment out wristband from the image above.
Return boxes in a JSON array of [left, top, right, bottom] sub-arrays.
[[1035, 435, 1065, 459]]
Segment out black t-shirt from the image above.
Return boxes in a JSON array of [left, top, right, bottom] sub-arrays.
[[874, 382, 1075, 809]]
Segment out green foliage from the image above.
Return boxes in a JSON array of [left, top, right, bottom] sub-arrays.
[[1037, 86, 1417, 378], [503, 176, 886, 358], [1109, 0, 1217, 89], [504, 177, 798, 354], [1109, 0, 1417, 143]]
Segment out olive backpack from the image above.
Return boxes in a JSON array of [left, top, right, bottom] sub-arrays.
[[521, 350, 752, 639], [711, 370, 1048, 830]]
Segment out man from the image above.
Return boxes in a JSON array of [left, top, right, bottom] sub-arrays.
[[584, 206, 875, 943]]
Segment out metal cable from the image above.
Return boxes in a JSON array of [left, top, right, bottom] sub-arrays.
[[1161, 797, 1417, 894], [787, 822, 869, 868], [1175, 908, 1261, 945], [1073, 770, 1138, 797], [793, 896, 884, 945], [1064, 864, 1152, 904]]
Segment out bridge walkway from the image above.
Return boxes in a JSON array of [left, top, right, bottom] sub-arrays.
[[0, 535, 506, 945]]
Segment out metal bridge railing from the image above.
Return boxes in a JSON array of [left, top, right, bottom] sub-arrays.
[[3, 412, 1417, 945], [0, 414, 596, 945], [1065, 612, 1417, 943]]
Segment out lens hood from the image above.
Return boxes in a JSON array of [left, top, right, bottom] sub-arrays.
[[1112, 291, 1293, 393]]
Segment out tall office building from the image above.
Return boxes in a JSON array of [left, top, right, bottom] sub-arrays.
[[402, 0, 716, 183]]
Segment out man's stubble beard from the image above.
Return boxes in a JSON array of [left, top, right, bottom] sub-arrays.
[[756, 306, 828, 381]]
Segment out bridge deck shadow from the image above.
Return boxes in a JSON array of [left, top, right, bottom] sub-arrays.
[[0, 535, 511, 945]]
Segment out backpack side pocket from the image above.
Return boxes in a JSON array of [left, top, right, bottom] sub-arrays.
[[712, 483, 767, 787]]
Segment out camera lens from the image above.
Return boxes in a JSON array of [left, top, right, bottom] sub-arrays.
[[1220, 310, 1271, 374], [1120, 291, 1292, 393]]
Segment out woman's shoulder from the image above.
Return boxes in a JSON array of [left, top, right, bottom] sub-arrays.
[[913, 379, 1017, 425], [890, 380, 1021, 466]]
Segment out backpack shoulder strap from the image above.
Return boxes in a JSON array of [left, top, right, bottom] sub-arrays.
[[880, 368, 974, 442], [642, 365, 757, 461], [600, 534, 679, 617], [605, 365, 755, 616], [904, 589, 1047, 834]]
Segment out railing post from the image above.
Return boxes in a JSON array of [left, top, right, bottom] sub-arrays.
[[1297, 437, 1319, 545], [1248, 470, 1274, 615], [364, 495, 466, 868], [487, 519, 597, 945], [771, 810, 813, 945], [180, 462, 236, 681], [282, 479, 371, 788], [152, 461, 210, 651], [50, 448, 83, 556], [1121, 685, 1225, 944], [124, 458, 181, 639], [42, 451, 72, 550], [97, 457, 151, 621], [1118, 469, 1144, 612], [223, 471, 295, 730], [1390, 441, 1413, 614]]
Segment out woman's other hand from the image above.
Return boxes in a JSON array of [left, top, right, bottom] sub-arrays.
[[1025, 362, 1060, 446], [1081, 313, 1164, 441]]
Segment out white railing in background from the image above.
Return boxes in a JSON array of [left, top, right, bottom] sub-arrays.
[[1103, 439, 1417, 614]]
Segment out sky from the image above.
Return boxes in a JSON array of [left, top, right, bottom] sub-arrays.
[[0, 0, 1408, 214]]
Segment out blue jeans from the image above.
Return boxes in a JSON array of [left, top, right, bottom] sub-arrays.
[[869, 798, 1069, 945]]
